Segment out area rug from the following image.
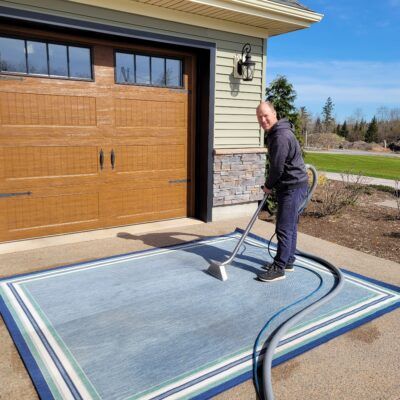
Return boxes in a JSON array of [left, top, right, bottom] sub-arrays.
[[1, 230, 399, 400]]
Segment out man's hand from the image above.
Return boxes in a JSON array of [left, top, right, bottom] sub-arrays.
[[262, 186, 272, 195]]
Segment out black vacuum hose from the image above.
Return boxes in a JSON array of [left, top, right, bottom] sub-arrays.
[[259, 164, 345, 399], [260, 245, 345, 400]]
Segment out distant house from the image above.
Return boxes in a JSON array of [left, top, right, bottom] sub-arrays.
[[0, 1, 322, 242]]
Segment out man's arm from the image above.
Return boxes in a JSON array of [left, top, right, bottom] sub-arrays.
[[265, 135, 290, 190]]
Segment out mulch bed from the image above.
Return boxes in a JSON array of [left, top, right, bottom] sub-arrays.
[[259, 181, 400, 264]]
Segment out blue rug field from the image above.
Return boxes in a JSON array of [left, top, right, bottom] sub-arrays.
[[1, 230, 399, 399]]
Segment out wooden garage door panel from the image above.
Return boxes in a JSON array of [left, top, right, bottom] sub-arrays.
[[106, 185, 186, 222], [1, 146, 100, 182], [0, 92, 97, 126], [5, 191, 100, 231], [115, 144, 185, 173], [114, 98, 186, 128], [0, 181, 107, 241]]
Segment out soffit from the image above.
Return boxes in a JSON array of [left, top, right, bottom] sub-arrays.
[[67, 0, 323, 38]]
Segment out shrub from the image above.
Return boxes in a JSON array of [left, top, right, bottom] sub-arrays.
[[309, 173, 366, 217]]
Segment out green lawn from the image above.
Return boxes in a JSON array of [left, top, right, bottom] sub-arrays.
[[304, 152, 400, 180]]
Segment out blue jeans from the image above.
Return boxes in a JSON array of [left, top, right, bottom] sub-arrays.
[[274, 185, 308, 271]]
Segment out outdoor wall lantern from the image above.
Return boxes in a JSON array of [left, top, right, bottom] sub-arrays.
[[236, 43, 256, 81]]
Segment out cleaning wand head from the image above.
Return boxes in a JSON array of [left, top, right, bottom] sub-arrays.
[[207, 261, 228, 281]]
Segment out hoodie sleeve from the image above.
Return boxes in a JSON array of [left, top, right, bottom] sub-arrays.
[[265, 134, 290, 190]]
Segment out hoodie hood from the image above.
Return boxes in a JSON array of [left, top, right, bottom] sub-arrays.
[[269, 118, 293, 135]]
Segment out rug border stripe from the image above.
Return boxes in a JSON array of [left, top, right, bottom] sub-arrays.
[[339, 268, 400, 293], [0, 295, 55, 400]]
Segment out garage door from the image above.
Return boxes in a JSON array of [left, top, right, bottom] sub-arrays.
[[0, 26, 195, 242]]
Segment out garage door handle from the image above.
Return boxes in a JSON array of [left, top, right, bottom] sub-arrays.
[[0, 191, 32, 198], [111, 149, 116, 169], [99, 149, 104, 170]]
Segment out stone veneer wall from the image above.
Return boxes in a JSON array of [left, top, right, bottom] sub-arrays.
[[213, 148, 267, 206]]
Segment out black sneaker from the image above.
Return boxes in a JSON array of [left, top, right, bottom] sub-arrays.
[[257, 267, 285, 282], [262, 262, 294, 272]]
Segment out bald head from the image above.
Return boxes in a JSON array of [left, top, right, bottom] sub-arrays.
[[256, 101, 278, 131]]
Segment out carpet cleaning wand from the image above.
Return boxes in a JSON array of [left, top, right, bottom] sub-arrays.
[[207, 164, 318, 281]]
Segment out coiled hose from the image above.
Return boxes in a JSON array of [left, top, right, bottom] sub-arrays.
[[256, 164, 345, 400], [259, 251, 345, 400]]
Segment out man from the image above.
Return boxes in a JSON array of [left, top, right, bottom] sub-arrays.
[[256, 101, 308, 282]]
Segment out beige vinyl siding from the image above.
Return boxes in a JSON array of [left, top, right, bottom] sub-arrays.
[[3, 0, 265, 148], [215, 44, 263, 148]]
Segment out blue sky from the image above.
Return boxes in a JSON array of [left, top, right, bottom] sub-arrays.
[[266, 0, 400, 122]]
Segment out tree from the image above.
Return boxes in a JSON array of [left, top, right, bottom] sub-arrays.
[[353, 121, 359, 134], [335, 123, 341, 136], [359, 119, 367, 138], [322, 97, 335, 133], [348, 120, 365, 142], [265, 75, 303, 145], [313, 117, 323, 133], [298, 106, 312, 146], [365, 116, 378, 143], [265, 75, 297, 120], [298, 106, 311, 134], [339, 121, 349, 139]]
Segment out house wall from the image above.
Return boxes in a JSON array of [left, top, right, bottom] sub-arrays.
[[0, 0, 265, 148]]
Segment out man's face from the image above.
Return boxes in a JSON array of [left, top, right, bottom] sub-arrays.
[[256, 104, 277, 131]]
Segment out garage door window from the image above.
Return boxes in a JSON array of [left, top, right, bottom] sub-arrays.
[[115, 51, 182, 88], [0, 36, 92, 80]]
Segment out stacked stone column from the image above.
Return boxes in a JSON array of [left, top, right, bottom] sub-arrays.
[[213, 149, 267, 206]]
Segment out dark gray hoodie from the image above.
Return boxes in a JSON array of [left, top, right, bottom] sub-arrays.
[[265, 119, 308, 190]]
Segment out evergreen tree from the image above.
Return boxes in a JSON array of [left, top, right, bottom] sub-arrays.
[[265, 75, 303, 144], [359, 119, 367, 139], [314, 117, 323, 133], [365, 116, 378, 143], [349, 121, 359, 141], [298, 106, 311, 134], [339, 121, 349, 138], [265, 75, 297, 120], [322, 97, 335, 133], [335, 123, 341, 135]]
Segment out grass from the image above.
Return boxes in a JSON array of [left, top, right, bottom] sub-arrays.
[[304, 153, 400, 180]]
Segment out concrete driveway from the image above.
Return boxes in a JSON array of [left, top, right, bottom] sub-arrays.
[[1, 217, 399, 400]]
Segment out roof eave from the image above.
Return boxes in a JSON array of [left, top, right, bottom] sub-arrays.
[[65, 0, 323, 38]]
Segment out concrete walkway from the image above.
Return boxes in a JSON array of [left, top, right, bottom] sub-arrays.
[[1, 217, 399, 400], [322, 171, 399, 189]]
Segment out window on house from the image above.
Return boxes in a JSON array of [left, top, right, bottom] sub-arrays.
[[151, 57, 165, 86], [115, 51, 182, 87], [0, 36, 92, 80], [136, 55, 150, 84], [166, 58, 181, 87], [48, 44, 68, 76], [115, 52, 134, 84], [69, 46, 91, 79], [0, 37, 25, 73]]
